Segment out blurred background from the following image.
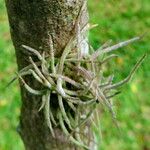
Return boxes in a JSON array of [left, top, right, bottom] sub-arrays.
[[0, 0, 149, 150]]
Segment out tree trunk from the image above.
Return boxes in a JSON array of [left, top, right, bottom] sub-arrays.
[[5, 0, 91, 150]]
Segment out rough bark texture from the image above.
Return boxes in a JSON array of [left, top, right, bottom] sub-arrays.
[[5, 0, 90, 150]]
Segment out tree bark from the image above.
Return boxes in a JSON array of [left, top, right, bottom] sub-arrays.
[[5, 0, 90, 150]]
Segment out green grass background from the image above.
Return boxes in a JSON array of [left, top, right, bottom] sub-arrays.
[[0, 0, 149, 149]]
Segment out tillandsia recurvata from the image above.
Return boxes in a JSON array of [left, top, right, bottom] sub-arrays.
[[9, 33, 146, 149], [7, 3, 146, 150]]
